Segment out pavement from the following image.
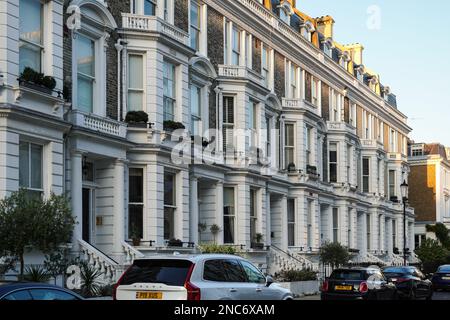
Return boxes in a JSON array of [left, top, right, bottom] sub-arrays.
[[296, 291, 450, 301]]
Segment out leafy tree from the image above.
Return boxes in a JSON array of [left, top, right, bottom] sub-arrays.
[[0, 190, 75, 279], [44, 249, 70, 285], [426, 223, 450, 249], [415, 239, 450, 274], [319, 242, 350, 269]]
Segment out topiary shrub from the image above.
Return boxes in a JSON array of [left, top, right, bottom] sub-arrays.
[[275, 269, 318, 282], [125, 111, 149, 124], [198, 244, 237, 255], [163, 120, 185, 131]]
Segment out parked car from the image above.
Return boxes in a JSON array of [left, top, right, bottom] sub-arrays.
[[382, 266, 433, 300], [321, 267, 397, 300], [0, 282, 83, 300], [431, 265, 450, 291], [113, 254, 293, 300]]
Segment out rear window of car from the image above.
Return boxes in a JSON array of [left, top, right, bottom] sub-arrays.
[[330, 270, 366, 280], [121, 259, 192, 286], [203, 259, 247, 282]]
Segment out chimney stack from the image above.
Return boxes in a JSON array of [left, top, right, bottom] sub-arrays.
[[316, 15, 335, 39]]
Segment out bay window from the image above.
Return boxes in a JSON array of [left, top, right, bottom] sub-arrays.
[[19, 141, 43, 199], [19, 0, 44, 73], [306, 126, 312, 166], [224, 187, 235, 244], [262, 44, 270, 88], [190, 85, 202, 136], [288, 199, 295, 247], [128, 54, 144, 111], [128, 168, 144, 240], [76, 35, 95, 113], [249, 101, 258, 148], [389, 170, 396, 199], [164, 171, 176, 240], [163, 61, 176, 122], [284, 123, 295, 169]]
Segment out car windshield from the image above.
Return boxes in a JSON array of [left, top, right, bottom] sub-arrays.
[[330, 270, 365, 280], [438, 266, 450, 273], [120, 259, 193, 287]]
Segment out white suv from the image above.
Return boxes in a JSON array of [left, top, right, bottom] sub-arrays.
[[113, 254, 293, 300]]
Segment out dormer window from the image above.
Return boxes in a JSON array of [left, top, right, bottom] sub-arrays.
[[411, 145, 424, 157], [339, 51, 350, 70], [278, 1, 293, 24], [383, 86, 391, 101], [322, 38, 334, 57], [300, 21, 315, 42], [355, 65, 365, 82]]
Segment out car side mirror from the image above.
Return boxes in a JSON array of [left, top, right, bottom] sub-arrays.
[[266, 276, 274, 287]]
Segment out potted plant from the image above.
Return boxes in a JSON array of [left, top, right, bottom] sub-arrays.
[[167, 238, 183, 247], [252, 233, 265, 250], [287, 163, 297, 173], [125, 111, 149, 127], [130, 226, 141, 247], [210, 224, 221, 244]]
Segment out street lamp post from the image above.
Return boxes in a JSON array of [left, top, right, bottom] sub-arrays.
[[400, 180, 409, 266]]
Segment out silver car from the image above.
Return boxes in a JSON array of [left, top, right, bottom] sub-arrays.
[[113, 254, 293, 300]]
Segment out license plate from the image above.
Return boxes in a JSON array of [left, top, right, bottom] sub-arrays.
[[136, 291, 163, 300], [335, 285, 353, 291]]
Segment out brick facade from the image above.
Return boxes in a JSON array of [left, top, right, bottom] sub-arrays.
[[273, 51, 285, 100], [409, 165, 437, 222], [207, 7, 224, 71], [252, 37, 261, 74], [174, 0, 189, 32], [321, 82, 330, 121]]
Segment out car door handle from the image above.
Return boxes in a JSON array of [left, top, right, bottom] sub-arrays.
[[230, 289, 237, 293], [256, 288, 262, 292]]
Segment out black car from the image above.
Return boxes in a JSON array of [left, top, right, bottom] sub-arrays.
[[0, 282, 83, 300], [382, 266, 433, 300], [431, 265, 450, 291], [321, 267, 397, 300]]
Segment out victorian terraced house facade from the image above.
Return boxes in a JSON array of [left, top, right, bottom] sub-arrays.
[[0, 0, 416, 280]]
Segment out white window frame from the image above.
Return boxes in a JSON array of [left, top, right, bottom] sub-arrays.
[[19, 140, 44, 197], [189, 0, 201, 51], [288, 199, 296, 247], [163, 60, 177, 122], [131, 0, 157, 16], [332, 208, 339, 243], [163, 170, 177, 241], [127, 53, 146, 112], [284, 123, 296, 170], [329, 142, 338, 183], [224, 186, 236, 244], [362, 157, 370, 193], [223, 96, 236, 154]]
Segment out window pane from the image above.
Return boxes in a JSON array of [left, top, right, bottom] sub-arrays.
[[77, 77, 94, 113], [164, 172, 175, 205], [240, 261, 265, 283], [128, 91, 143, 111], [29, 289, 78, 301], [19, 42, 41, 73], [144, 0, 155, 15], [164, 207, 175, 240], [3, 290, 33, 301], [285, 124, 294, 146], [222, 259, 246, 282], [190, 28, 199, 50], [128, 204, 143, 239], [128, 55, 143, 89], [129, 168, 143, 203], [190, 85, 201, 117], [19, 142, 30, 188], [203, 260, 227, 282], [19, 0, 42, 45], [30, 144, 42, 189], [224, 216, 235, 244], [76, 36, 95, 77]]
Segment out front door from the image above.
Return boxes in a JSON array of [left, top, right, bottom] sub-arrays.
[[82, 188, 91, 243]]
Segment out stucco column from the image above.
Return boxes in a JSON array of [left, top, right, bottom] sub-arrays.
[[266, 191, 272, 246], [112, 159, 126, 259], [386, 217, 393, 255], [189, 176, 199, 245], [70, 151, 83, 250], [379, 213, 385, 253], [281, 196, 288, 250], [215, 181, 224, 245]]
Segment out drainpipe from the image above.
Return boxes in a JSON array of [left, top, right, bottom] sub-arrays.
[[115, 39, 125, 121]]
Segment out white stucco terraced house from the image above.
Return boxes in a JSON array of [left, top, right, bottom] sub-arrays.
[[0, 0, 416, 282]]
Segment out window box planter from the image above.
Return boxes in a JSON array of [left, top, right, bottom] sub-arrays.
[[251, 242, 265, 250], [167, 239, 183, 247], [163, 120, 185, 131], [18, 67, 56, 95], [125, 111, 149, 127]]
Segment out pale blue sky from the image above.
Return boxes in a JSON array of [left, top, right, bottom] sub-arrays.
[[298, 0, 450, 146]]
